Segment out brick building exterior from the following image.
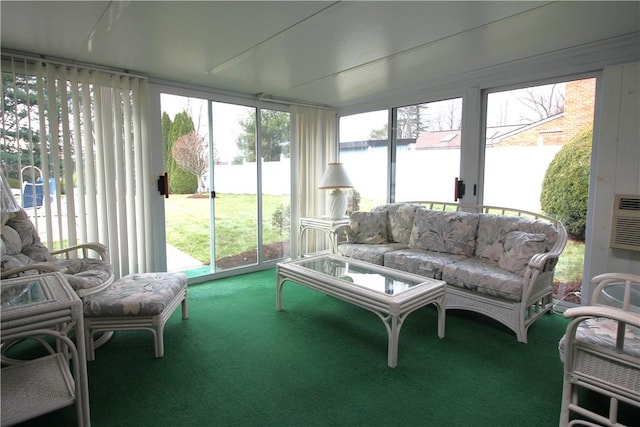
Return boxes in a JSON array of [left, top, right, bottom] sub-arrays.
[[494, 78, 596, 147]]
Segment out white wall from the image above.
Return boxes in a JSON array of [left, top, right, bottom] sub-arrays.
[[583, 61, 640, 300]]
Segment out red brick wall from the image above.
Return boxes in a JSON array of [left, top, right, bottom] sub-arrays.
[[498, 78, 596, 146], [564, 78, 596, 139]]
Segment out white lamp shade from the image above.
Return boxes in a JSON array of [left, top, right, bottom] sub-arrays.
[[318, 162, 353, 189]]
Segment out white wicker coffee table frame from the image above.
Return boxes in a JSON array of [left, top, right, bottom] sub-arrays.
[[276, 254, 446, 368]]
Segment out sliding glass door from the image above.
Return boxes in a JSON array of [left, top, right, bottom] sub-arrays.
[[161, 95, 291, 276]]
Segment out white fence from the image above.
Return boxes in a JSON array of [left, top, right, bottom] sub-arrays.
[[211, 146, 562, 213]]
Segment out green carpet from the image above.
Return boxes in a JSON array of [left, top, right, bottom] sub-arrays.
[[11, 269, 615, 426]]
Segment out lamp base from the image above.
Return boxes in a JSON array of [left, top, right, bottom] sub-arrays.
[[327, 189, 347, 220]]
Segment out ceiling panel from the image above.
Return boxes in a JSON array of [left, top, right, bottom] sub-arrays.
[[0, 1, 110, 59], [1, 1, 638, 109]]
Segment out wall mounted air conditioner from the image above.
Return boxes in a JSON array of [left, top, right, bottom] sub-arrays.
[[610, 194, 640, 251]]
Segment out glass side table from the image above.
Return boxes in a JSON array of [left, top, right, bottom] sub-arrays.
[[1, 271, 90, 426]]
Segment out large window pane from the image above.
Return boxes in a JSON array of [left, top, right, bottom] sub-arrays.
[[339, 110, 388, 211], [211, 102, 258, 271], [395, 98, 462, 202], [260, 108, 291, 262]]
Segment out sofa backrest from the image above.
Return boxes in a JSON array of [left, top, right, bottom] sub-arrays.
[[475, 214, 559, 262], [408, 208, 480, 257], [371, 203, 421, 244]]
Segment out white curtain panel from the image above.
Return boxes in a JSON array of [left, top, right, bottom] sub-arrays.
[[291, 106, 337, 254], [1, 57, 154, 277]]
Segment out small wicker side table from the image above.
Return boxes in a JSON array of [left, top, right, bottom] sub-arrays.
[[1, 272, 90, 427]]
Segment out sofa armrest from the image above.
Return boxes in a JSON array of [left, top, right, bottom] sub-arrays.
[[50, 242, 109, 261]]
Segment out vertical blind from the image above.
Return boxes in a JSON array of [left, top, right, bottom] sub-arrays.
[[1, 57, 154, 278]]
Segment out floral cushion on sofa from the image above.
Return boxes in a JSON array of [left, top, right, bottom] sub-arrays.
[[348, 211, 388, 244], [372, 203, 419, 244], [442, 257, 526, 302], [338, 242, 407, 265], [409, 208, 479, 257], [498, 231, 547, 276], [475, 215, 558, 261]]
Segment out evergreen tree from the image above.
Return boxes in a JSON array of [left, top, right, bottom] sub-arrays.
[[163, 111, 198, 193], [1, 72, 46, 181], [235, 110, 290, 162]]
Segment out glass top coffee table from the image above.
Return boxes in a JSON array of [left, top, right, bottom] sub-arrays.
[[276, 254, 446, 368]]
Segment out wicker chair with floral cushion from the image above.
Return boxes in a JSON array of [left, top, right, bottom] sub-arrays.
[[558, 272, 640, 427], [1, 208, 114, 298]]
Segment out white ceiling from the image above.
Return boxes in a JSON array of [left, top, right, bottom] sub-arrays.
[[1, 1, 638, 109]]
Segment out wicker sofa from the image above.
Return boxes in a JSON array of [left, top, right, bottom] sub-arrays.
[[337, 201, 568, 343]]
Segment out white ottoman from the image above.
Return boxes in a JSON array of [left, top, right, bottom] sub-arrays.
[[83, 272, 188, 361]]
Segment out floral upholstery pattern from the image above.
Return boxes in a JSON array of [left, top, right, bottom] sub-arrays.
[[372, 203, 420, 244], [558, 317, 640, 361], [58, 259, 115, 292], [1, 210, 53, 263], [384, 248, 466, 279], [498, 231, 547, 276], [1, 208, 113, 295], [409, 208, 479, 256], [475, 215, 558, 261], [83, 272, 188, 317], [347, 211, 388, 244], [442, 257, 526, 302], [337, 242, 407, 265]]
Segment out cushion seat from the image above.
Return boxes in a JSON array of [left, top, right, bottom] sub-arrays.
[[337, 242, 407, 265], [383, 249, 465, 279], [442, 257, 524, 302], [83, 272, 187, 317], [83, 272, 188, 360]]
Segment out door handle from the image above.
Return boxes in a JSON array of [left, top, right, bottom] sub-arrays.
[[158, 173, 169, 198], [454, 177, 465, 202]]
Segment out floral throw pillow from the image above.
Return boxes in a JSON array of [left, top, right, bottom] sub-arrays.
[[348, 211, 388, 244], [498, 231, 546, 276], [409, 209, 479, 256]]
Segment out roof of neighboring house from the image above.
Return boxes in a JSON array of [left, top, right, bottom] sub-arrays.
[[415, 130, 461, 149]]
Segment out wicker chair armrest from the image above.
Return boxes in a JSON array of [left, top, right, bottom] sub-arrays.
[[563, 306, 640, 328], [50, 242, 108, 260], [1, 262, 66, 279]]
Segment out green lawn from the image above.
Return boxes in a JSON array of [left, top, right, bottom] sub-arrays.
[[164, 194, 289, 264]]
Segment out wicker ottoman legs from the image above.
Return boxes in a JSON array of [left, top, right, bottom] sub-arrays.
[[82, 272, 188, 361]]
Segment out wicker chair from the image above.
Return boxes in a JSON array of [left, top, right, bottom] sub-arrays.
[[1, 208, 114, 297], [558, 273, 640, 426]]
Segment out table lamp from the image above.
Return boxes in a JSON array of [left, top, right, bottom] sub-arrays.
[[318, 162, 353, 220]]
